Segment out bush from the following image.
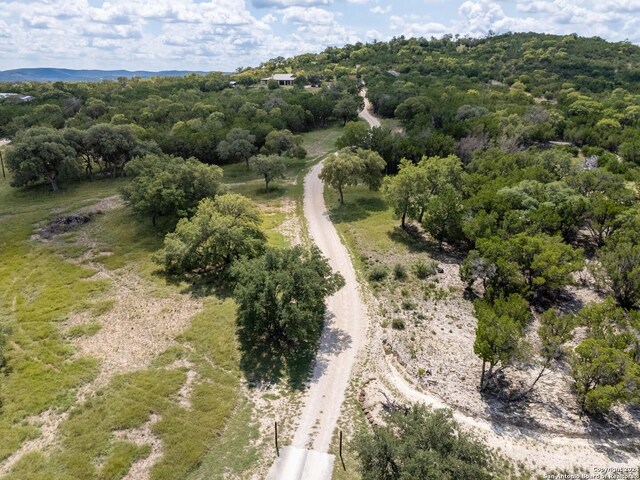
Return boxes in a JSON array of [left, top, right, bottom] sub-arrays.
[[401, 300, 416, 310], [392, 318, 406, 330], [413, 259, 437, 279], [355, 405, 495, 479], [369, 265, 389, 282], [393, 263, 407, 280]]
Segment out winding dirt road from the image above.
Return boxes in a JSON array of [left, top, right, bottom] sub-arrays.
[[270, 90, 637, 478], [355, 90, 639, 472], [358, 89, 380, 128]]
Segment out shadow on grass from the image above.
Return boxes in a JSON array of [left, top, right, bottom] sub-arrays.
[[238, 336, 316, 390], [328, 196, 387, 223], [387, 224, 435, 253]]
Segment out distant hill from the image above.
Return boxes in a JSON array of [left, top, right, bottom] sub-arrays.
[[0, 68, 210, 83]]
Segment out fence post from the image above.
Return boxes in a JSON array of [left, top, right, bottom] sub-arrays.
[[275, 421, 279, 457], [340, 430, 345, 470]]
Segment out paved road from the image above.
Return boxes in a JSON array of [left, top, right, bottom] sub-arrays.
[[266, 159, 368, 479]]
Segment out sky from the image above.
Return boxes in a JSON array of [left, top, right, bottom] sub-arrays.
[[0, 0, 639, 72]]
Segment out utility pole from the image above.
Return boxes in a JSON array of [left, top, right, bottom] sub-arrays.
[[274, 421, 279, 457], [0, 150, 5, 179]]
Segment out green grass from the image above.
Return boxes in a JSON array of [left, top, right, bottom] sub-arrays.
[[324, 185, 407, 258], [300, 124, 343, 159], [0, 177, 260, 479], [0, 178, 121, 462], [66, 322, 102, 338]]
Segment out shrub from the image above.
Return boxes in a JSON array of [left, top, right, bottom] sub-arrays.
[[401, 300, 416, 310], [392, 318, 406, 330], [393, 263, 407, 280], [413, 259, 437, 279], [369, 265, 389, 282]]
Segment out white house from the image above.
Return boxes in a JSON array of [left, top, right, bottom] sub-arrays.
[[261, 73, 296, 86]]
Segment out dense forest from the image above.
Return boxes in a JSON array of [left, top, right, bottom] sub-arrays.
[[2, 31, 640, 478]]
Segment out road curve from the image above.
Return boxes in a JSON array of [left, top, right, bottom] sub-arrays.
[[288, 161, 368, 452], [355, 87, 639, 472], [358, 89, 381, 128]]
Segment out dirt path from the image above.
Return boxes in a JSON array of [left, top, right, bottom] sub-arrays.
[[287, 161, 368, 452], [358, 89, 381, 128], [354, 91, 639, 472]]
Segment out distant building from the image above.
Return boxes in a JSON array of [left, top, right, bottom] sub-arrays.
[[387, 69, 400, 77], [261, 73, 296, 86], [583, 155, 598, 170], [0, 93, 34, 102]]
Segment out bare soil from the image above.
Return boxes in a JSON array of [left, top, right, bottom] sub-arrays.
[[347, 102, 640, 474], [3, 197, 203, 477]]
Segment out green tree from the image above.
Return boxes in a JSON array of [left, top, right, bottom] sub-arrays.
[[63, 128, 95, 179], [473, 295, 530, 391], [584, 194, 626, 247], [333, 96, 361, 125], [251, 154, 287, 191], [231, 246, 344, 351], [6, 127, 80, 191], [121, 154, 224, 226], [595, 238, 640, 310], [381, 159, 427, 229], [355, 405, 495, 480], [620, 139, 640, 165], [261, 129, 306, 158], [216, 128, 257, 168], [571, 338, 640, 415], [463, 234, 584, 299], [86, 123, 149, 178], [422, 186, 464, 249], [525, 308, 576, 395], [156, 194, 266, 276], [336, 121, 370, 150], [320, 148, 385, 204], [577, 298, 630, 341]]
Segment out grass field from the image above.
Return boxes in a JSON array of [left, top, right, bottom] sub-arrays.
[[0, 176, 263, 479], [0, 123, 343, 479]]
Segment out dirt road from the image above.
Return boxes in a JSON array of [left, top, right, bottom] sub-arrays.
[[291, 161, 368, 452], [358, 89, 380, 128], [355, 89, 639, 472], [266, 160, 369, 479]]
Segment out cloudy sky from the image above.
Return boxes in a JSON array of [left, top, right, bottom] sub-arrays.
[[0, 0, 639, 72]]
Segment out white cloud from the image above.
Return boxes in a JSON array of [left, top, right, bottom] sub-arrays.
[[281, 6, 336, 25], [390, 14, 448, 38], [252, 0, 332, 7], [1, 0, 640, 71], [371, 5, 392, 14]]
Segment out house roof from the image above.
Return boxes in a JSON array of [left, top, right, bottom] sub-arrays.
[[271, 73, 295, 81]]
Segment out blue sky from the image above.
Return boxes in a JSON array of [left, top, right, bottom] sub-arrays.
[[0, 0, 639, 71]]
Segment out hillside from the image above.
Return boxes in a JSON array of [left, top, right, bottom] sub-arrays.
[[0, 68, 209, 83], [1, 32, 639, 480]]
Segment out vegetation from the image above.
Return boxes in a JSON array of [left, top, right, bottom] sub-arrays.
[[120, 153, 224, 225], [320, 147, 386, 204], [3, 30, 640, 476], [355, 405, 496, 480], [156, 194, 266, 277], [231, 246, 344, 360], [473, 294, 531, 390], [250, 154, 287, 191]]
